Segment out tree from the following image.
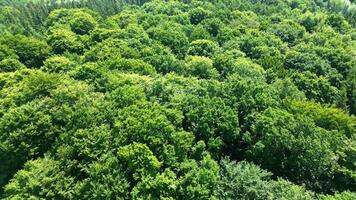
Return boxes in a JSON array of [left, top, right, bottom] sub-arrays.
[[42, 56, 76, 73], [269, 20, 306, 45], [319, 191, 356, 200], [218, 159, 314, 200], [69, 63, 109, 92], [0, 69, 106, 190], [0, 6, 25, 34], [235, 32, 286, 69], [77, 153, 130, 200], [54, 125, 113, 173], [173, 94, 239, 157], [188, 25, 212, 41], [114, 102, 194, 165], [108, 10, 138, 29], [70, 11, 98, 35], [201, 18, 222, 37], [106, 58, 157, 75], [189, 7, 211, 25], [84, 39, 139, 62], [247, 107, 351, 192], [0, 44, 18, 60], [0, 0, 355, 197], [178, 153, 220, 200], [230, 10, 260, 31], [228, 57, 265, 80], [118, 142, 161, 181], [325, 13, 351, 34], [0, 58, 25, 72], [288, 100, 356, 138], [184, 56, 219, 79], [267, 179, 314, 200], [188, 39, 220, 57], [0, 85, 61, 188], [2, 157, 76, 200], [299, 11, 326, 33], [0, 35, 51, 68], [47, 27, 84, 54], [225, 73, 280, 131], [345, 66, 356, 114], [109, 85, 147, 108], [147, 23, 189, 58], [217, 159, 271, 200], [46, 8, 99, 30], [142, 42, 183, 74], [291, 71, 342, 105], [131, 169, 178, 199]]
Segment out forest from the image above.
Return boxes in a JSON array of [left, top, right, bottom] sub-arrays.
[[0, 0, 355, 199]]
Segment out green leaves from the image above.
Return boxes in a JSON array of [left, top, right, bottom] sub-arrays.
[[178, 154, 220, 200], [218, 159, 271, 200], [269, 20, 306, 45], [189, 7, 211, 25], [118, 142, 161, 181], [106, 58, 157, 75], [0, 35, 51, 68], [42, 56, 75, 73], [114, 102, 192, 165], [184, 56, 219, 79], [70, 12, 97, 35], [247, 107, 353, 192], [188, 39, 220, 57], [3, 157, 76, 200], [147, 22, 189, 58], [0, 0, 355, 198], [131, 169, 178, 200], [175, 94, 239, 157]]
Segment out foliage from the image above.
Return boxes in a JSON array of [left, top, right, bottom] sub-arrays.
[[0, 0, 355, 198]]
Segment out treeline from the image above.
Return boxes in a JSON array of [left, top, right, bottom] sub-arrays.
[[0, 0, 150, 35], [315, 0, 356, 23], [0, 0, 355, 199], [1, 0, 355, 36]]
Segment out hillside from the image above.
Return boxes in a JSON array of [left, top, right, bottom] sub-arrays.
[[0, 0, 355, 199]]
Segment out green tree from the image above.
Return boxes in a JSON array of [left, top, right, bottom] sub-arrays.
[[269, 20, 306, 45], [217, 159, 314, 200], [77, 154, 130, 200], [3, 157, 76, 200], [118, 142, 161, 181], [173, 94, 239, 157], [147, 23, 189, 58], [47, 27, 84, 54], [291, 71, 342, 105], [178, 153, 220, 200], [0, 6, 25, 34], [70, 11, 98, 35], [114, 102, 194, 165], [0, 58, 25, 72], [0, 44, 18, 60], [247, 107, 351, 192], [131, 169, 178, 200], [42, 56, 76, 73], [189, 7, 211, 25], [108, 10, 138, 29], [184, 56, 219, 79], [106, 58, 157, 75], [319, 191, 356, 200], [217, 159, 271, 200], [188, 39, 220, 57], [0, 35, 51, 67]]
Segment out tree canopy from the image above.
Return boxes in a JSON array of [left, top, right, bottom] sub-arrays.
[[0, 0, 355, 199]]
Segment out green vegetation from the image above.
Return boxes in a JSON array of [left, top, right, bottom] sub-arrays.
[[0, 0, 355, 199]]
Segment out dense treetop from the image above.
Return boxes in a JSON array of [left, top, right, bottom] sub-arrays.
[[0, 0, 355, 199]]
